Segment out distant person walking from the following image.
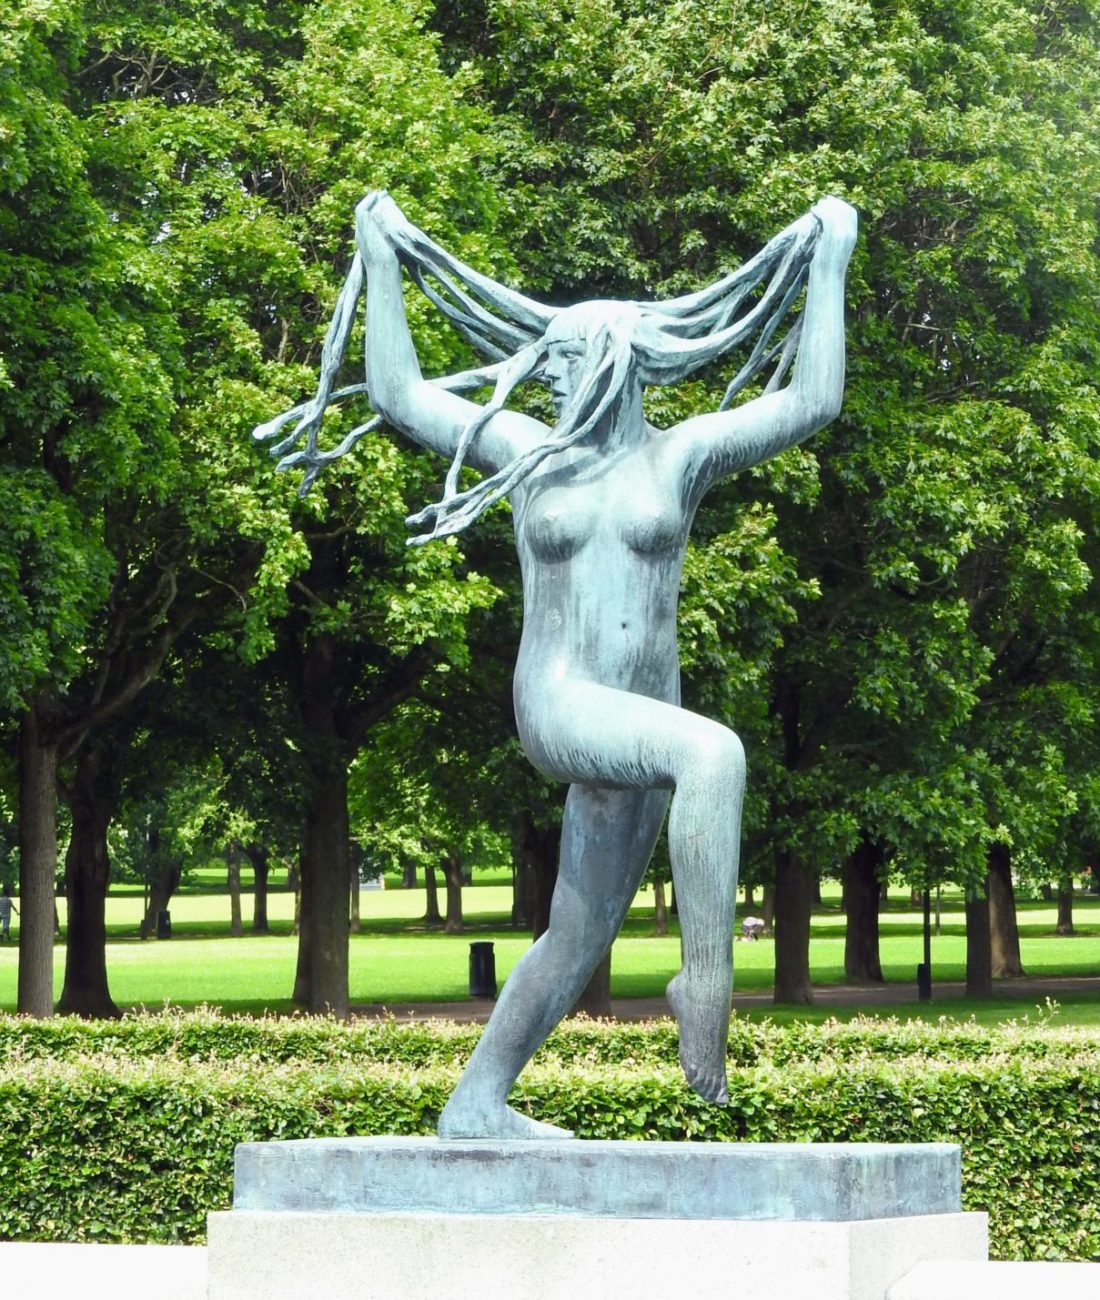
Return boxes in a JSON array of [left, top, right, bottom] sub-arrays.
[[0, 885, 16, 941]]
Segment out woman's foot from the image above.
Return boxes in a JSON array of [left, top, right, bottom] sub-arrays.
[[438, 1095, 574, 1140], [666, 970, 730, 1104]]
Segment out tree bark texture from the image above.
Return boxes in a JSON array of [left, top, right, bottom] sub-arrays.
[[761, 885, 775, 936], [842, 837, 884, 984], [349, 850, 361, 935], [653, 879, 668, 936], [572, 951, 612, 1017], [773, 848, 814, 1004], [519, 814, 561, 940], [1056, 877, 1074, 936], [965, 890, 992, 997], [510, 814, 532, 928], [17, 699, 58, 1017], [442, 854, 464, 934], [292, 840, 310, 1004], [423, 861, 441, 925], [58, 743, 120, 1018], [300, 632, 351, 1018], [987, 844, 1025, 978], [246, 844, 270, 934], [142, 826, 181, 940], [304, 765, 349, 1016], [226, 842, 243, 937]]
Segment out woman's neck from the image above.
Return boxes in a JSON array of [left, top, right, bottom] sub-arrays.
[[584, 381, 646, 453]]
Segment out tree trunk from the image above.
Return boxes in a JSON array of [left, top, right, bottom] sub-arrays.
[[245, 844, 270, 934], [288, 862, 302, 933], [58, 743, 120, 1018], [519, 815, 561, 940], [572, 951, 612, 1017], [292, 839, 310, 1004], [1056, 876, 1074, 936], [761, 885, 775, 936], [299, 631, 351, 1018], [142, 827, 181, 939], [510, 814, 533, 928], [842, 837, 884, 983], [965, 889, 992, 997], [18, 698, 58, 1017], [988, 843, 1025, 978], [773, 848, 814, 1004], [147, 862, 181, 937], [423, 861, 442, 926], [654, 879, 668, 936], [349, 846, 361, 935], [511, 862, 530, 929], [225, 841, 243, 937], [743, 883, 756, 910], [303, 765, 350, 1017], [442, 854, 464, 934]]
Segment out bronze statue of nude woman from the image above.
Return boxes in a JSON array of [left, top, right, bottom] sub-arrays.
[[255, 190, 857, 1139]]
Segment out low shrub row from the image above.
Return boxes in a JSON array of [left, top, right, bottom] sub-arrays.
[[1, 1031, 1097, 1260], [0, 1005, 1087, 1068]]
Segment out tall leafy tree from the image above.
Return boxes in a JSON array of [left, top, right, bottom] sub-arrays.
[[1, 0, 185, 1013]]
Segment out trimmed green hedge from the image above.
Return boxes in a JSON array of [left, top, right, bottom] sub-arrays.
[[0, 1005, 1088, 1067], [0, 1012, 1097, 1261]]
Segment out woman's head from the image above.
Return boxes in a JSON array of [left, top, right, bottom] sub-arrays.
[[538, 301, 642, 421]]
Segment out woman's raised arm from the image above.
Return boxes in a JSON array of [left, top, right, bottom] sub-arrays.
[[673, 197, 857, 500], [357, 194, 541, 474]]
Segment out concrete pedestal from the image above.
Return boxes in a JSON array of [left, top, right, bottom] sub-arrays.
[[207, 1138, 988, 1300]]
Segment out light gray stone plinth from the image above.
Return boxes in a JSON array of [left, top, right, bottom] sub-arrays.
[[0, 1243, 207, 1300], [888, 1261, 1100, 1300], [207, 1209, 989, 1300], [233, 1137, 961, 1220]]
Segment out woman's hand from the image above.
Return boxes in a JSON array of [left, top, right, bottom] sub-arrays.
[[811, 196, 858, 258], [355, 190, 422, 262]]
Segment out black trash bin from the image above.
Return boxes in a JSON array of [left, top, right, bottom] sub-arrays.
[[156, 910, 172, 939], [469, 941, 496, 998], [916, 961, 931, 1002]]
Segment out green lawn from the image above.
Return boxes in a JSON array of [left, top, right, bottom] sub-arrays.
[[0, 880, 1097, 1025]]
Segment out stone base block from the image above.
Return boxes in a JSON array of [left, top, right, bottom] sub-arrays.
[[888, 1261, 1100, 1300], [207, 1208, 988, 1300], [232, 1137, 963, 1220], [0, 1243, 206, 1300]]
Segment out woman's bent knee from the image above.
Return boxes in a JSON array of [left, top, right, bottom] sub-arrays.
[[691, 725, 745, 789]]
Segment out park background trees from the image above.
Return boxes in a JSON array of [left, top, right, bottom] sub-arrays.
[[3, 0, 1100, 1015]]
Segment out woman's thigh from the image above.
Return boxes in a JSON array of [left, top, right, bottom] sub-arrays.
[[517, 677, 736, 790]]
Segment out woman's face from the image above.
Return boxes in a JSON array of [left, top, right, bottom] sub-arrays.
[[541, 301, 640, 416], [543, 334, 587, 413]]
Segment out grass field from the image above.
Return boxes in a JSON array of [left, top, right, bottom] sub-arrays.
[[0, 876, 1097, 1025]]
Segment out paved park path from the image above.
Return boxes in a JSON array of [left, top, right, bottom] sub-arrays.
[[351, 972, 1100, 1023]]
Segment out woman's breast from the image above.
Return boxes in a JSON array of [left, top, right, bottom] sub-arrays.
[[521, 482, 682, 562], [523, 488, 593, 562]]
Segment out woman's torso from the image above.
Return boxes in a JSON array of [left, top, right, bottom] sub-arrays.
[[511, 431, 693, 706]]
